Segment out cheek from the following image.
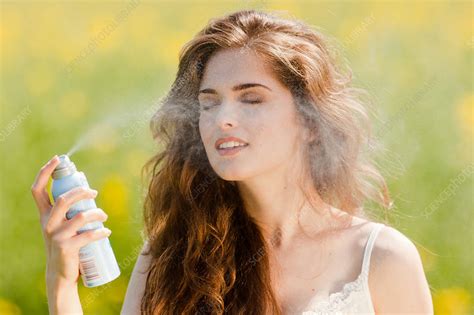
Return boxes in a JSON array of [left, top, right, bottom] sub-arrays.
[[199, 115, 213, 144], [261, 126, 296, 155], [254, 111, 299, 157]]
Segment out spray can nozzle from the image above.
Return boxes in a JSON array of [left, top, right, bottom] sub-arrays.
[[52, 154, 77, 179]]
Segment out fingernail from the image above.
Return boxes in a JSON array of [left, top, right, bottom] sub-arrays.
[[49, 155, 58, 164], [91, 189, 98, 196], [104, 228, 112, 235]]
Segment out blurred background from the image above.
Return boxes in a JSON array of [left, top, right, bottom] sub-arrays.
[[0, 0, 472, 314]]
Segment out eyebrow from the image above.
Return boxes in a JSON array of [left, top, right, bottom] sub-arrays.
[[198, 83, 272, 95]]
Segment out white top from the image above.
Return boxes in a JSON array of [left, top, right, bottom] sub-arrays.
[[301, 222, 385, 315]]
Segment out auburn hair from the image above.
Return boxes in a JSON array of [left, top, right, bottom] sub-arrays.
[[139, 9, 392, 314]]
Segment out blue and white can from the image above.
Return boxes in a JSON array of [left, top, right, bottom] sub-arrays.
[[51, 154, 121, 287]]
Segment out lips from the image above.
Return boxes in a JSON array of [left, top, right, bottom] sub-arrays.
[[216, 144, 248, 156], [214, 136, 249, 150]]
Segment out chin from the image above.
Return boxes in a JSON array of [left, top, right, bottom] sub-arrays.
[[212, 164, 252, 181], [216, 170, 248, 181]]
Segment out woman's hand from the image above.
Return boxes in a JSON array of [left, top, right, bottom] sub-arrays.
[[31, 155, 111, 313]]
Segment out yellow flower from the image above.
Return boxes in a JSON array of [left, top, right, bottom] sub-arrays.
[[99, 174, 129, 219], [0, 9, 23, 59], [434, 287, 471, 315], [0, 298, 21, 315], [155, 32, 188, 65]]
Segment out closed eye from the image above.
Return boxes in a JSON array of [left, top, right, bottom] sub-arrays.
[[243, 99, 262, 104], [199, 99, 219, 110], [200, 104, 216, 111], [240, 92, 264, 104]]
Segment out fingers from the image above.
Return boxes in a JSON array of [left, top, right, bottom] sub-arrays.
[[57, 208, 108, 238], [47, 187, 98, 231], [70, 227, 112, 249], [31, 155, 60, 214]]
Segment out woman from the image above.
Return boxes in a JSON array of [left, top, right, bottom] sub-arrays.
[[32, 9, 433, 315]]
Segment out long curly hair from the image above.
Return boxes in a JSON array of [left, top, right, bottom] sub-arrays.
[[139, 9, 392, 314]]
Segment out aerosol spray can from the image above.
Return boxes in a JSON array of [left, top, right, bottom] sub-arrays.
[[51, 154, 121, 287]]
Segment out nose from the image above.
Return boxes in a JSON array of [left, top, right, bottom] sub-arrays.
[[215, 102, 238, 130]]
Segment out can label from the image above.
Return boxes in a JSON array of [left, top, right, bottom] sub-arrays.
[[79, 244, 102, 284]]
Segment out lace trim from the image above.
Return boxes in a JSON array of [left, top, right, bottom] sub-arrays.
[[301, 269, 368, 314]]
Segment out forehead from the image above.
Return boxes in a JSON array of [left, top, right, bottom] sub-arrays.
[[199, 48, 279, 90]]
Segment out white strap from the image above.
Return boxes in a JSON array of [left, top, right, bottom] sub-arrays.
[[361, 223, 384, 273]]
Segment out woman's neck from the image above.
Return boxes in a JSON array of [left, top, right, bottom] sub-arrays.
[[236, 168, 332, 251]]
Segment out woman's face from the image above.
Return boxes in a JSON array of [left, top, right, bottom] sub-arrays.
[[198, 48, 306, 181]]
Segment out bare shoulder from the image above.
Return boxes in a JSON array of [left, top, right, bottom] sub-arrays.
[[368, 223, 434, 314], [121, 240, 153, 315], [371, 224, 420, 264]]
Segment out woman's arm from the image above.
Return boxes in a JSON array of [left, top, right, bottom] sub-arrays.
[[370, 226, 434, 314], [47, 276, 83, 314], [121, 240, 152, 315]]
